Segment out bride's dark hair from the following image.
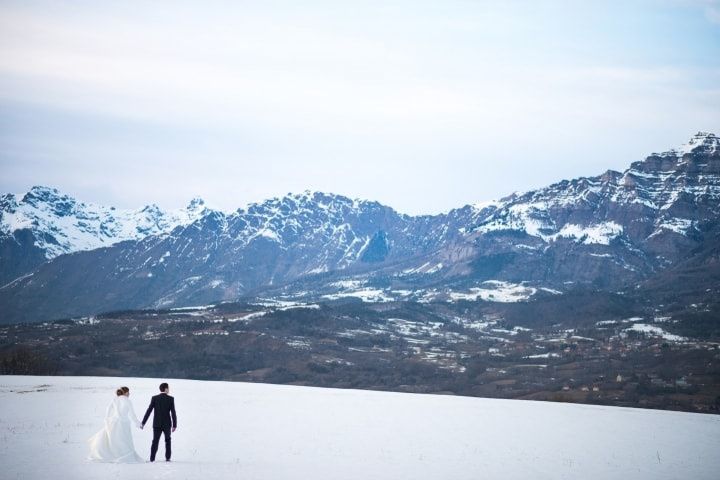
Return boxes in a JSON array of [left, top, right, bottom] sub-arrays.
[[116, 386, 130, 396]]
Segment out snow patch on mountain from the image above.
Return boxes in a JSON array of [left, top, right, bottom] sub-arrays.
[[401, 262, 444, 275], [650, 218, 695, 237], [475, 208, 623, 245], [625, 323, 688, 342], [445, 281, 538, 303], [322, 287, 394, 303], [549, 222, 623, 245]]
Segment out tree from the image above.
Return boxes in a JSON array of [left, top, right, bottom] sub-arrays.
[[0, 346, 56, 375]]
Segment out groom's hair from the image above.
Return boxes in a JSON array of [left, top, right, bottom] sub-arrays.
[[159, 382, 169, 392]]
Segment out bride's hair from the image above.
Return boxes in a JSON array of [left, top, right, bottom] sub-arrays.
[[116, 386, 130, 396]]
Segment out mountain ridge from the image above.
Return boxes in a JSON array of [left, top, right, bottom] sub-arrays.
[[1, 132, 718, 323], [0, 185, 215, 284]]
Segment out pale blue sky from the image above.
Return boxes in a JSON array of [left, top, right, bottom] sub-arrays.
[[1, 0, 719, 214]]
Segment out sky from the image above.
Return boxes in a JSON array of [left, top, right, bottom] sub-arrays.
[[1, 0, 719, 215]]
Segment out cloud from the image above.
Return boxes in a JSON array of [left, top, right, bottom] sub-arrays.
[[706, 5, 720, 23], [0, 1, 718, 214], [674, 0, 720, 24]]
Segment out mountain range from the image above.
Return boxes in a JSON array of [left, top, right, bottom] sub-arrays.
[[0, 187, 210, 285], [1, 131, 718, 323]]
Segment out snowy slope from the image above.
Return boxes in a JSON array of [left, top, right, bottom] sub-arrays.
[[0, 186, 211, 259], [1, 376, 718, 480]]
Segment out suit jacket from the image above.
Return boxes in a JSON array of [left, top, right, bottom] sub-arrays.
[[142, 393, 177, 429]]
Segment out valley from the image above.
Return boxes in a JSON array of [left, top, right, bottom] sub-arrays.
[[3, 297, 718, 414]]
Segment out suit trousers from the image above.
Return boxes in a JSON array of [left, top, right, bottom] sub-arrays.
[[150, 426, 172, 461]]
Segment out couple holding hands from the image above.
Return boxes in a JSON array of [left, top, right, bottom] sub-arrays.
[[88, 382, 178, 463]]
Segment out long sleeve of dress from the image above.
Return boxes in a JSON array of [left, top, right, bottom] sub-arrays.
[[104, 400, 116, 430], [127, 399, 142, 428]]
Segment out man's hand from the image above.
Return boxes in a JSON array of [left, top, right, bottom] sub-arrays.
[[172, 427, 176, 433]]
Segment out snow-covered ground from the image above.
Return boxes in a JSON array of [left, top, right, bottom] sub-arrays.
[[626, 323, 688, 342], [1, 376, 719, 480], [446, 280, 541, 303]]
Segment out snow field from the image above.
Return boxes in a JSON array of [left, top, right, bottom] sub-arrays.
[[0, 375, 719, 480]]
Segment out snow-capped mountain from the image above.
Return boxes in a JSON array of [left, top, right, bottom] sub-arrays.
[[467, 131, 719, 246], [0, 186, 212, 284], [1, 132, 718, 323], [0, 190, 448, 319], [428, 133, 720, 286]]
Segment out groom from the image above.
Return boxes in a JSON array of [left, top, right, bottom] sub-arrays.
[[141, 382, 178, 462]]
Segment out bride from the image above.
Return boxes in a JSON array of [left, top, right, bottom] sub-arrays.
[[88, 386, 144, 463]]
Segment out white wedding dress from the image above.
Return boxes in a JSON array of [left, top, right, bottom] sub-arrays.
[[88, 396, 144, 463]]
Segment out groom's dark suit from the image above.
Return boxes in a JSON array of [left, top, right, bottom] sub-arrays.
[[142, 393, 177, 461]]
